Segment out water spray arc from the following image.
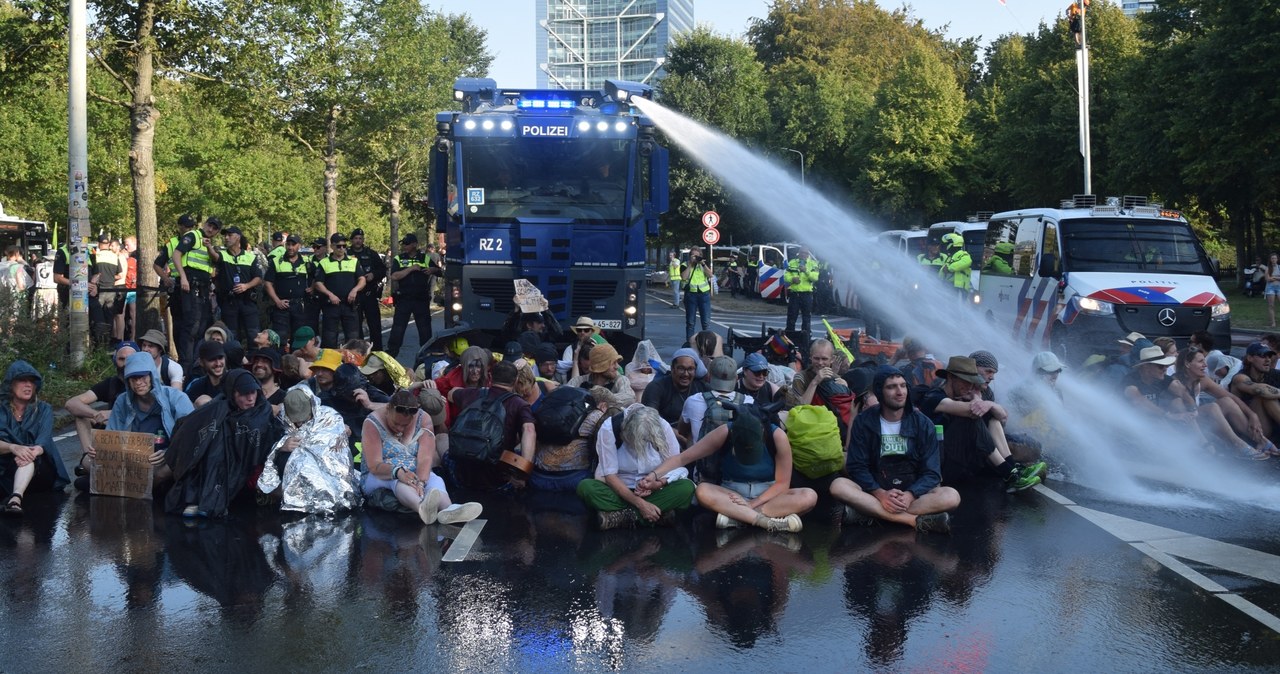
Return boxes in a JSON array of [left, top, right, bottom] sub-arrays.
[[632, 96, 1280, 508]]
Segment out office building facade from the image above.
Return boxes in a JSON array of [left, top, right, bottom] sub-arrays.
[[536, 0, 694, 90]]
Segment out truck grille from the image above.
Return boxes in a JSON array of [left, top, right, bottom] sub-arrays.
[[571, 280, 618, 316]]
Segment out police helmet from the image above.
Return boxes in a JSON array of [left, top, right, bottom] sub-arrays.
[[942, 232, 963, 250]]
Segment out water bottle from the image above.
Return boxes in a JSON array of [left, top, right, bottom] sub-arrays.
[[233, 271, 241, 285], [935, 424, 944, 442]]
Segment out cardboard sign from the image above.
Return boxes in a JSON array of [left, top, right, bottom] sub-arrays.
[[90, 430, 155, 500]]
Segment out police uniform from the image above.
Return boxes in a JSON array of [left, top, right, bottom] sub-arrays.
[[306, 239, 328, 331], [386, 234, 436, 358], [265, 241, 311, 339], [217, 227, 262, 342], [938, 233, 972, 299], [784, 254, 819, 333], [347, 228, 387, 351], [175, 219, 221, 368], [314, 235, 366, 347]]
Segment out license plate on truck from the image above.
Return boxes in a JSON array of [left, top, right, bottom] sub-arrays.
[[596, 319, 622, 330]]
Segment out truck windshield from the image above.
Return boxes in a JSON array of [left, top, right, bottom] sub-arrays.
[[460, 138, 631, 222], [1060, 218, 1213, 275]]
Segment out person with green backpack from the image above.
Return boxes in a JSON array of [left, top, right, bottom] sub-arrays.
[[829, 365, 959, 534]]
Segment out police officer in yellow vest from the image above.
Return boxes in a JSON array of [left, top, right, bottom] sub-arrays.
[[784, 247, 820, 333], [938, 232, 972, 299], [681, 247, 713, 340], [918, 238, 946, 275], [264, 234, 310, 340], [313, 232, 367, 348], [386, 232, 439, 358], [172, 216, 222, 369], [217, 225, 263, 343]]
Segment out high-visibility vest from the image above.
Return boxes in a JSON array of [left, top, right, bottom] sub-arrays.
[[182, 230, 214, 275], [317, 256, 359, 276], [668, 258, 681, 279], [165, 236, 181, 277], [687, 263, 710, 293], [939, 250, 972, 289], [784, 258, 819, 292]]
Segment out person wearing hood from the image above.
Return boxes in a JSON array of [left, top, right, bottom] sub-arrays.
[[2, 361, 68, 515], [77, 352, 195, 492], [65, 342, 137, 475], [641, 348, 708, 438], [165, 369, 285, 517], [829, 366, 958, 534], [432, 345, 491, 427], [624, 339, 665, 400], [322, 362, 389, 442], [643, 405, 815, 533], [257, 387, 361, 515]]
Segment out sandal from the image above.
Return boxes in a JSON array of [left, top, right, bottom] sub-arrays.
[[1239, 446, 1271, 461], [3, 493, 22, 516], [1257, 439, 1280, 458]]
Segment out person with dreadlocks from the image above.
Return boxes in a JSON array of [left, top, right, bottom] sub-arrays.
[[577, 404, 695, 530]]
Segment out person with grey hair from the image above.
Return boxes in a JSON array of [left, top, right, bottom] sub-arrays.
[[577, 403, 695, 529]]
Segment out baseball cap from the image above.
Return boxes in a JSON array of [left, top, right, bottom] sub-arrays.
[[232, 371, 260, 394], [198, 340, 226, 361], [399, 232, 418, 245], [311, 237, 328, 248], [204, 217, 223, 230], [272, 231, 286, 242], [1246, 342, 1277, 358], [222, 225, 243, 236], [1031, 351, 1065, 373], [97, 233, 112, 243], [178, 214, 196, 228], [358, 353, 386, 376], [330, 233, 347, 244], [286, 234, 302, 244], [742, 352, 769, 373], [291, 326, 316, 350], [350, 228, 365, 238], [708, 356, 737, 392]]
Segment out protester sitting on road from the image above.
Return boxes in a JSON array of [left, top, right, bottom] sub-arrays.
[[359, 352, 412, 397], [787, 338, 854, 441], [892, 336, 939, 392], [641, 347, 708, 443], [66, 342, 137, 476], [322, 363, 389, 444], [513, 358, 556, 408], [165, 369, 284, 517], [433, 345, 491, 427], [78, 352, 194, 493], [252, 329, 281, 352], [568, 343, 635, 406], [360, 388, 481, 525], [530, 385, 618, 492], [563, 315, 608, 364], [185, 339, 230, 407], [340, 339, 372, 367], [137, 329, 184, 389], [970, 349, 1041, 465], [1205, 351, 1242, 393], [1173, 347, 1273, 460], [446, 360, 536, 491], [1122, 345, 1210, 449], [737, 353, 785, 406], [248, 348, 286, 413], [830, 366, 958, 534], [917, 356, 1046, 492], [279, 354, 308, 390], [291, 327, 321, 362], [644, 406, 817, 532], [1229, 343, 1280, 448], [535, 343, 567, 385], [1008, 352, 1067, 445], [416, 385, 449, 462], [1, 361, 69, 515], [691, 330, 724, 376], [577, 403, 694, 530], [681, 356, 753, 442], [624, 340, 664, 401]]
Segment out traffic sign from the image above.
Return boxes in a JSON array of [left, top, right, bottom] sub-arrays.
[[701, 210, 720, 229], [701, 228, 720, 245]]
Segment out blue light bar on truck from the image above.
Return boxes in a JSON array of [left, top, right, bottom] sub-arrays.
[[518, 98, 577, 110]]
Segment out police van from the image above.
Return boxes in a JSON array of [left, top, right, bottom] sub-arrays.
[[977, 195, 1229, 364]]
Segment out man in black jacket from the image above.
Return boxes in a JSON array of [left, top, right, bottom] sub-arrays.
[[829, 365, 959, 533]]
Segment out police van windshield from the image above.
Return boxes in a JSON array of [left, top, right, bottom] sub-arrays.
[[1060, 218, 1213, 275], [460, 138, 631, 222]]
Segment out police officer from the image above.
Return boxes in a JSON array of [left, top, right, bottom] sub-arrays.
[[266, 231, 288, 264], [386, 232, 438, 358], [347, 228, 387, 351], [784, 247, 820, 333], [306, 237, 328, 332], [217, 225, 262, 343], [938, 232, 972, 300], [265, 234, 310, 340], [313, 232, 366, 347], [668, 251, 682, 309], [984, 241, 1015, 275], [918, 238, 946, 274], [173, 216, 223, 369], [153, 214, 196, 343]]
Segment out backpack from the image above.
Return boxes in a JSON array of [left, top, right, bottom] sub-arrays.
[[786, 405, 844, 479], [816, 378, 854, 443], [698, 391, 745, 440], [449, 389, 517, 464], [534, 386, 595, 445]]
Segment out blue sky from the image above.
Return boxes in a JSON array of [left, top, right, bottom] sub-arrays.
[[426, 0, 1071, 88]]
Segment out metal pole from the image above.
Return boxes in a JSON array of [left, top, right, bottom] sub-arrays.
[[783, 147, 805, 186], [67, 0, 90, 366], [1079, 1, 1092, 195]]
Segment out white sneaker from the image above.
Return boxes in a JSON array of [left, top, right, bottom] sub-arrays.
[[418, 489, 443, 525], [715, 513, 743, 529], [437, 502, 483, 525], [762, 513, 803, 533]]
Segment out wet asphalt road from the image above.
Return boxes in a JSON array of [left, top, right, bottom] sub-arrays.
[[2, 292, 1279, 672]]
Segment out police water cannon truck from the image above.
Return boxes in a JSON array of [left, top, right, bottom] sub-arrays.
[[430, 78, 668, 354]]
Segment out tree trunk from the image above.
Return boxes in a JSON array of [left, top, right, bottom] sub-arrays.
[[388, 162, 402, 259], [129, 0, 163, 334], [323, 105, 340, 238]]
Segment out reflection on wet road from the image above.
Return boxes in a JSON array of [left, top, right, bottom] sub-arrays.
[[2, 483, 1278, 672]]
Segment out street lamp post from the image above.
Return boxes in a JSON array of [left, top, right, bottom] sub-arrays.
[[783, 147, 805, 186]]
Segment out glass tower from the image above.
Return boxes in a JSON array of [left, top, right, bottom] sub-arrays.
[[1121, 1, 1157, 17], [536, 0, 695, 90]]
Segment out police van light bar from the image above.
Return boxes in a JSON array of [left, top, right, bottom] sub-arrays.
[[518, 98, 577, 110]]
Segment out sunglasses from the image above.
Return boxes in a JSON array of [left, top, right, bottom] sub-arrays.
[[575, 328, 593, 333], [333, 243, 347, 249], [392, 405, 418, 416]]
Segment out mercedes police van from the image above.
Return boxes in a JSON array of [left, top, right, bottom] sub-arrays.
[[977, 195, 1229, 365]]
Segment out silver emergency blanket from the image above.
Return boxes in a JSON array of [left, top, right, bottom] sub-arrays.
[[257, 385, 362, 515]]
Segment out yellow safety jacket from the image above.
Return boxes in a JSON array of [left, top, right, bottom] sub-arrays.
[[784, 258, 819, 292], [687, 264, 711, 293], [182, 230, 214, 275]]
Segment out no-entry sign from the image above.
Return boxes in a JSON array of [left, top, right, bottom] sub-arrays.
[[701, 211, 720, 229], [701, 228, 721, 245]]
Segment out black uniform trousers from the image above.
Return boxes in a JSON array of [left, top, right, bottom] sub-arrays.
[[356, 290, 384, 350], [220, 294, 260, 344], [270, 299, 309, 343], [786, 290, 813, 333], [322, 301, 360, 348], [386, 295, 432, 359], [178, 280, 214, 370]]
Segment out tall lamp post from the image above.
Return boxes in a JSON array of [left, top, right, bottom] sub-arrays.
[[783, 147, 805, 186]]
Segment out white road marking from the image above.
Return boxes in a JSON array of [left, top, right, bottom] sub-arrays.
[[1037, 484, 1280, 633], [54, 431, 76, 441]]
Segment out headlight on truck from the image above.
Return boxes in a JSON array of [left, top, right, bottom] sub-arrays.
[[1076, 297, 1114, 316], [1211, 302, 1230, 320]]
